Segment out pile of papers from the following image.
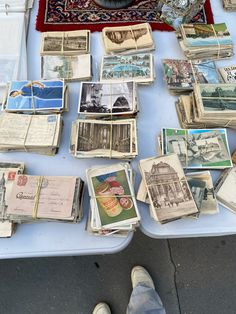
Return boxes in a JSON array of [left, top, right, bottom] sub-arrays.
[[6, 175, 84, 223], [159, 127, 232, 169], [137, 154, 199, 224], [177, 23, 234, 60], [77, 81, 139, 119], [162, 59, 221, 94], [70, 118, 138, 159], [156, 0, 206, 29], [215, 165, 236, 214], [176, 83, 236, 129], [0, 161, 25, 237], [86, 163, 140, 236], [100, 53, 155, 85], [218, 65, 236, 83], [3, 79, 68, 113], [0, 113, 62, 155], [222, 0, 236, 11], [40, 30, 92, 81], [102, 23, 154, 55]]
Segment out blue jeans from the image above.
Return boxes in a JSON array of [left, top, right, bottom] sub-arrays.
[[126, 283, 166, 314]]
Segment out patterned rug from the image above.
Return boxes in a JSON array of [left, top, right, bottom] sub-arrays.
[[36, 0, 214, 32]]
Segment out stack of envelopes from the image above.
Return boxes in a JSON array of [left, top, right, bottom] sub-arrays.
[[0, 161, 25, 237], [102, 23, 155, 55], [176, 23, 234, 60], [0, 113, 63, 155], [222, 0, 236, 10], [100, 53, 155, 85], [70, 81, 138, 159], [159, 128, 232, 169], [176, 83, 236, 129], [162, 59, 222, 94], [137, 154, 199, 224], [86, 163, 140, 236], [6, 175, 84, 223], [3, 79, 68, 113], [40, 30, 92, 81]]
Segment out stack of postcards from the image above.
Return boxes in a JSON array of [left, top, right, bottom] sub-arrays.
[[86, 163, 140, 236], [70, 81, 138, 159], [215, 165, 236, 214], [162, 59, 222, 94], [137, 154, 199, 224], [0, 161, 25, 237], [3, 79, 68, 113], [157, 0, 206, 30], [102, 23, 155, 55], [100, 53, 155, 85], [6, 175, 84, 223], [176, 83, 236, 129], [159, 128, 232, 170], [222, 0, 236, 11], [40, 30, 92, 81], [176, 23, 234, 60], [0, 113, 62, 155], [218, 65, 236, 83]]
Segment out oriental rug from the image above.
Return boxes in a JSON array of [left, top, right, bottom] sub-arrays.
[[36, 0, 214, 33]]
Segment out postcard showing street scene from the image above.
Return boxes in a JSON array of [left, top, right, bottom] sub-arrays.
[[162, 128, 232, 169], [76, 120, 135, 157], [78, 82, 135, 114], [101, 54, 152, 82], [198, 84, 236, 113], [140, 154, 198, 223]]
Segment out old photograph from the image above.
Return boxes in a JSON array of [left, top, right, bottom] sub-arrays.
[[139, 154, 198, 222], [43, 36, 62, 52], [162, 128, 232, 168], [79, 82, 134, 114]]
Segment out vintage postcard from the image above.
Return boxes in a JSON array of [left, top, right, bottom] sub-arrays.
[[41, 54, 92, 81], [5, 80, 64, 112], [162, 128, 232, 169], [218, 65, 236, 83], [139, 154, 198, 223], [41, 30, 90, 55], [70, 118, 137, 158], [186, 171, 218, 214], [78, 81, 136, 116], [87, 163, 140, 228], [100, 53, 154, 84]]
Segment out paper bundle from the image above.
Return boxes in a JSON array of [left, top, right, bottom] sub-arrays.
[[3, 80, 68, 113], [70, 118, 138, 159], [6, 175, 84, 223], [86, 163, 140, 236], [40, 29, 92, 81], [0, 113, 62, 155], [159, 127, 232, 169], [177, 23, 234, 60], [0, 161, 24, 237], [222, 0, 236, 11], [176, 83, 236, 129], [137, 154, 199, 224], [162, 59, 222, 94], [100, 53, 155, 85], [78, 81, 139, 119]]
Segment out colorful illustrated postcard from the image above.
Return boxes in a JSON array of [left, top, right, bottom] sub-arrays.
[[6, 80, 64, 112], [162, 128, 232, 169]]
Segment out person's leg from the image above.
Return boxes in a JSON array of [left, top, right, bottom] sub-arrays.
[[126, 266, 166, 314], [92, 302, 111, 314]]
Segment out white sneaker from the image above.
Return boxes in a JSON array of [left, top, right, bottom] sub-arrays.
[[131, 266, 155, 290], [92, 302, 111, 314]]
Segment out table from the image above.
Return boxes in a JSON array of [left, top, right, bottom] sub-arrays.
[[0, 1, 134, 259], [138, 0, 236, 238]]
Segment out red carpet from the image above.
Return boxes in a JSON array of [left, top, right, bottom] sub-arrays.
[[36, 0, 214, 33]]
